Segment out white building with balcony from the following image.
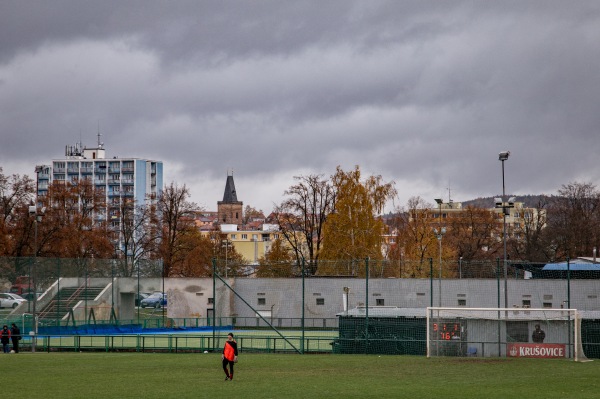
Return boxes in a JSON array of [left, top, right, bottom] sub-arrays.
[[35, 137, 163, 248]]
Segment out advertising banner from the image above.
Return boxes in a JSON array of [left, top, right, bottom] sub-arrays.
[[507, 343, 566, 358]]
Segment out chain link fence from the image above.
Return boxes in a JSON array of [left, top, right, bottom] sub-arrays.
[[1, 256, 599, 356]]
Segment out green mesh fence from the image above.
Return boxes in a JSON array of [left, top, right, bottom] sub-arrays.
[[0, 256, 164, 336], [2, 256, 600, 357]]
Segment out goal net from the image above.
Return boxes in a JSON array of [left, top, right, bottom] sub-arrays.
[[426, 307, 588, 361]]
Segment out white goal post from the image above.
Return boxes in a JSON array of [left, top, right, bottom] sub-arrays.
[[426, 307, 588, 361]]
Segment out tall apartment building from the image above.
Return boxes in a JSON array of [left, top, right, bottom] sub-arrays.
[[35, 137, 163, 247]]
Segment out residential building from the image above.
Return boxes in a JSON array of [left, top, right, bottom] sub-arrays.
[[201, 173, 286, 265], [405, 199, 545, 251], [35, 136, 163, 249]]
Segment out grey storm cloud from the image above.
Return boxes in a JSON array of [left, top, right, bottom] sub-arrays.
[[1, 1, 600, 213]]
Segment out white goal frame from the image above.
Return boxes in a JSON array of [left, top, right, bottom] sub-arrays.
[[426, 307, 587, 361]]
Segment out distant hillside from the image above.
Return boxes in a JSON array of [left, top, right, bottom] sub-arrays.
[[462, 195, 556, 208]]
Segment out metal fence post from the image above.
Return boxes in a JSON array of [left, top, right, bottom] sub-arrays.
[[496, 258, 501, 357], [212, 257, 216, 352], [567, 257, 571, 308], [301, 257, 305, 354], [365, 257, 369, 354], [429, 258, 433, 307]]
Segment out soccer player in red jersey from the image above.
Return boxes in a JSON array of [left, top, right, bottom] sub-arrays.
[[222, 332, 238, 380]]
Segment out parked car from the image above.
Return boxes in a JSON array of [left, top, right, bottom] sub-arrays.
[[0, 292, 27, 309], [135, 292, 150, 306], [140, 292, 167, 308]]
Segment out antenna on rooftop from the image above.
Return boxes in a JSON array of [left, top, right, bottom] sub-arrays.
[[97, 121, 104, 149]]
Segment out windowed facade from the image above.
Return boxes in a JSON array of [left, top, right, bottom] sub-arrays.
[[40, 146, 163, 256]]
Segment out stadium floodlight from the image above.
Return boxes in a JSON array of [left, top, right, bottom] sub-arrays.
[[499, 151, 510, 310], [433, 199, 445, 307], [499, 151, 510, 161]]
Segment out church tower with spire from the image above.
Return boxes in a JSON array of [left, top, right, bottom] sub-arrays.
[[217, 171, 243, 225]]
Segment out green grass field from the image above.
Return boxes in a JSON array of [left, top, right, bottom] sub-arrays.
[[4, 352, 600, 399]]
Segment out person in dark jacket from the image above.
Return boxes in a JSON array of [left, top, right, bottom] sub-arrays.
[[1, 325, 10, 353], [532, 324, 546, 343], [10, 323, 21, 353], [221, 332, 239, 381]]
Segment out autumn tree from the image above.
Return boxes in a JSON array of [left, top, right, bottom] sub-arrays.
[[116, 197, 159, 276], [274, 174, 335, 275], [0, 168, 35, 257], [388, 196, 438, 277], [209, 231, 248, 277], [38, 180, 114, 262], [509, 198, 552, 262], [545, 182, 600, 259], [256, 238, 295, 277], [318, 166, 396, 276], [172, 229, 214, 277], [156, 182, 201, 277], [444, 206, 502, 262], [242, 205, 264, 224]]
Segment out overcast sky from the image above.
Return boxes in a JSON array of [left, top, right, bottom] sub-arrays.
[[1, 1, 599, 214]]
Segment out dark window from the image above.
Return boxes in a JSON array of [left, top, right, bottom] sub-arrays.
[[316, 298, 325, 305], [376, 299, 385, 306], [208, 298, 214, 305], [522, 299, 531, 307], [258, 298, 266, 305], [458, 299, 467, 306], [506, 321, 529, 342], [543, 302, 552, 308]]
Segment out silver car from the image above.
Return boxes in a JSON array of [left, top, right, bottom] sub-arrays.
[[0, 292, 27, 309]]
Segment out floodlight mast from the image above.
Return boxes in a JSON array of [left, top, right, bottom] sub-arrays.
[[434, 198, 445, 307], [499, 151, 510, 310]]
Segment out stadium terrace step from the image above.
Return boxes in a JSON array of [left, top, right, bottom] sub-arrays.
[[37, 285, 107, 320]]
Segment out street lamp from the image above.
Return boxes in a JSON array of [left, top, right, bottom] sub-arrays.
[[28, 204, 45, 353], [497, 151, 514, 309], [434, 198, 446, 307]]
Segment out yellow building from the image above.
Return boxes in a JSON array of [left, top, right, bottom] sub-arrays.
[[219, 224, 283, 265], [200, 173, 287, 265]]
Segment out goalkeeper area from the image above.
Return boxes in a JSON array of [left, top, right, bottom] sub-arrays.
[[427, 307, 589, 361]]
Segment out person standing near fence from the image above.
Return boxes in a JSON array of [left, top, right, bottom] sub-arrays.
[[532, 324, 546, 343], [222, 333, 238, 381], [1, 325, 11, 353], [10, 323, 21, 353]]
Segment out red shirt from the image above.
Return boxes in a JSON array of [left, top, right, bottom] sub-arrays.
[[223, 340, 237, 361]]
